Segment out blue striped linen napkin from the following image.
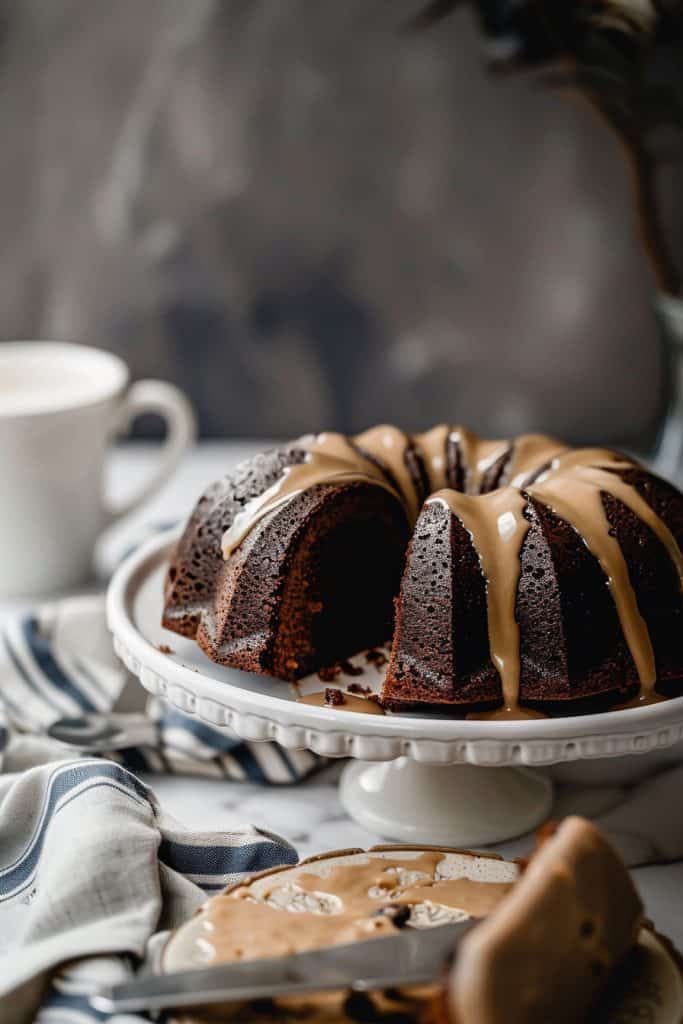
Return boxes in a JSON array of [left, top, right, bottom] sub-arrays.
[[0, 594, 322, 782], [0, 584, 323, 1024], [0, 757, 299, 1024]]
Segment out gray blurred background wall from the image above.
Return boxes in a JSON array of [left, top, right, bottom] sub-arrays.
[[0, 0, 678, 446]]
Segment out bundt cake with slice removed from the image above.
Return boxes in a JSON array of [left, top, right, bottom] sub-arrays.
[[162, 425, 683, 717]]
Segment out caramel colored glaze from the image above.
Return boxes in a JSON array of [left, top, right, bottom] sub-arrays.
[[305, 431, 367, 464], [467, 706, 546, 722], [219, 426, 562, 564], [432, 446, 682, 716], [391, 877, 513, 916], [197, 897, 391, 963], [610, 688, 667, 712], [504, 433, 567, 487], [427, 488, 531, 715], [221, 436, 398, 559], [292, 851, 516, 918], [451, 427, 510, 494], [221, 425, 432, 561], [414, 424, 451, 492], [528, 459, 656, 694], [527, 449, 683, 701], [613, 690, 668, 710], [355, 424, 420, 521], [533, 449, 683, 586], [200, 852, 518, 966], [297, 691, 385, 715]]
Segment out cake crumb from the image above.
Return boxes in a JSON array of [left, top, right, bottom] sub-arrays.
[[340, 659, 364, 677], [318, 663, 342, 682], [324, 688, 346, 707], [365, 648, 388, 668], [348, 682, 372, 696], [158, 644, 174, 655]]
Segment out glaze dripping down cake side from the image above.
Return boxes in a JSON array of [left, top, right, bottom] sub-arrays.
[[162, 425, 683, 716]]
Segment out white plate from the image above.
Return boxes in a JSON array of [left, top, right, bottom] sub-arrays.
[[161, 848, 683, 1024], [163, 847, 521, 972], [106, 528, 683, 768]]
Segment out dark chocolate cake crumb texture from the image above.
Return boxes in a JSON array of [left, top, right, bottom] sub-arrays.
[[324, 687, 346, 707], [318, 663, 342, 682], [347, 682, 372, 695]]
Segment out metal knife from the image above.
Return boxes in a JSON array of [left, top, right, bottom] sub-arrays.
[[91, 920, 474, 1014]]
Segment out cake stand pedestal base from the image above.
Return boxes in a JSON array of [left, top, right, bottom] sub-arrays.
[[340, 757, 554, 847]]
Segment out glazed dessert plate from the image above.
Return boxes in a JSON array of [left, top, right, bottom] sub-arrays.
[[159, 847, 683, 1024]]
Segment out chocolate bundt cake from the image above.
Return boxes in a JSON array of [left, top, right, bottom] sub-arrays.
[[162, 426, 683, 717]]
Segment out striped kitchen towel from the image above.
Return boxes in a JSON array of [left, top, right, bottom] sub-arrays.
[[0, 756, 299, 1024], [0, 594, 322, 782], [0, 542, 319, 1023]]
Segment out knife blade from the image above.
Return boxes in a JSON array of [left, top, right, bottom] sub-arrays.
[[91, 919, 474, 1014]]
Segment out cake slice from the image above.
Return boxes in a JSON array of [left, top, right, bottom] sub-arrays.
[[449, 817, 644, 1024]]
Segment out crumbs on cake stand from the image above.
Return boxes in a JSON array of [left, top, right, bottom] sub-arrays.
[[365, 648, 388, 668]]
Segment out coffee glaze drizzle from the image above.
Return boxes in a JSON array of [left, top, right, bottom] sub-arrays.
[[222, 424, 468, 559], [196, 851, 518, 966], [451, 427, 510, 494], [218, 425, 682, 717], [528, 451, 682, 705], [427, 488, 543, 721], [355, 425, 423, 521], [221, 433, 401, 559], [413, 424, 451, 492], [431, 448, 682, 717]]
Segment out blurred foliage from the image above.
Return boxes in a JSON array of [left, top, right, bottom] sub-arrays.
[[412, 1, 683, 294]]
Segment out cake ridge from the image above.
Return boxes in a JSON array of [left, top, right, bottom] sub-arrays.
[[426, 487, 534, 719]]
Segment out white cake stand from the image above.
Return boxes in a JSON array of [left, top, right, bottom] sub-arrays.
[[107, 529, 683, 847]]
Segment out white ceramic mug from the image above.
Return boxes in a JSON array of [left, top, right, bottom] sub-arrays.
[[0, 341, 196, 598]]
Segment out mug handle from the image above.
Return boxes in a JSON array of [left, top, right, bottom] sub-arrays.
[[106, 379, 197, 524]]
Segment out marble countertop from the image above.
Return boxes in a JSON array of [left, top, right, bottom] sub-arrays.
[[3, 441, 683, 947]]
